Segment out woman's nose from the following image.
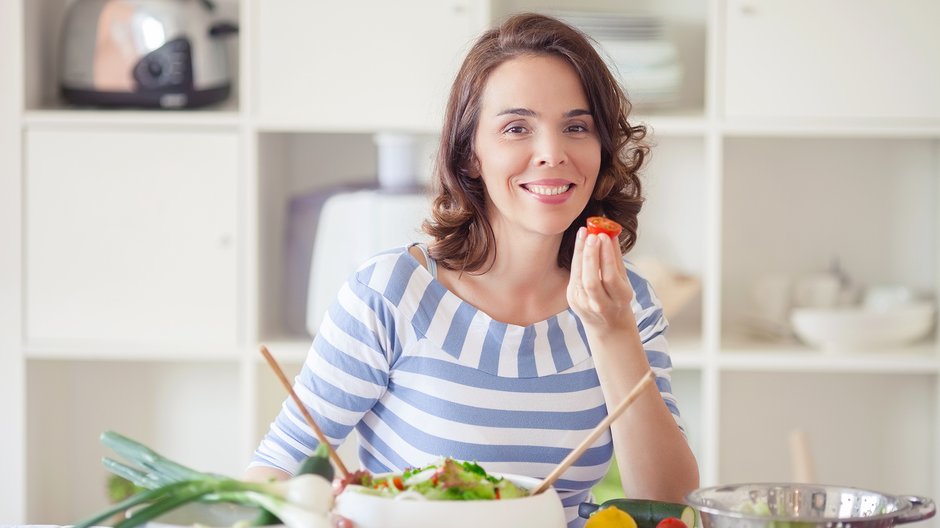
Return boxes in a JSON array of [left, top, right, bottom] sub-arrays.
[[533, 133, 567, 167]]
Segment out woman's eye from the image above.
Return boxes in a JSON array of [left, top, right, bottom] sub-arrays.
[[566, 124, 589, 133], [504, 125, 528, 134]]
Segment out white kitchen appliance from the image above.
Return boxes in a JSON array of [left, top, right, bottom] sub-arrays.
[[305, 190, 431, 335]]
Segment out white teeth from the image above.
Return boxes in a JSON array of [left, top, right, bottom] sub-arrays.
[[526, 184, 571, 196]]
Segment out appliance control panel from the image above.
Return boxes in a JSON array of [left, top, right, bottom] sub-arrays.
[[133, 38, 194, 89]]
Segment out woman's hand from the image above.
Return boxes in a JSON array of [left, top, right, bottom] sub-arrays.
[[567, 227, 636, 333]]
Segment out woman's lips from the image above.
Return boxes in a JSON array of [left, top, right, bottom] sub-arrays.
[[520, 181, 575, 204]]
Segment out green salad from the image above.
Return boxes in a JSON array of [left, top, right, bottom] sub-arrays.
[[350, 458, 530, 501]]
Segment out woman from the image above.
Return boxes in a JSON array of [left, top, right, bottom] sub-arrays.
[[247, 13, 699, 527]]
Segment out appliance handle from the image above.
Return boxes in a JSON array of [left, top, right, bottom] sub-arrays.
[[895, 496, 936, 524], [209, 22, 239, 38]]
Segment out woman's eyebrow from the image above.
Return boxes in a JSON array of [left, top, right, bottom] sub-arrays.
[[497, 107, 537, 117], [495, 108, 592, 117]]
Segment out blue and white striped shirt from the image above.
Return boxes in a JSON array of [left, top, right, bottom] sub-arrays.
[[251, 245, 684, 527]]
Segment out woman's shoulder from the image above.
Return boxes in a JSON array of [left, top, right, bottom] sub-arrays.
[[350, 245, 429, 295], [353, 245, 411, 273]]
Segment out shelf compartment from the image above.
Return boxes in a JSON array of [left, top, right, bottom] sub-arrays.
[[253, 0, 484, 132], [26, 360, 244, 524], [256, 132, 384, 343], [720, 137, 938, 349], [723, 0, 940, 122], [22, 0, 241, 113], [24, 126, 240, 350], [718, 371, 936, 500]]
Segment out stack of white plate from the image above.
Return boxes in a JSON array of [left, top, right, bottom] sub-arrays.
[[555, 11, 683, 109]]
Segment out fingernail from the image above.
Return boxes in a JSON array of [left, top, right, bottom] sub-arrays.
[[586, 234, 597, 246], [577, 227, 586, 240]]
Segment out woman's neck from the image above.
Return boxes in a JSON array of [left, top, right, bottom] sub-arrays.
[[484, 233, 565, 293], [440, 227, 570, 326]]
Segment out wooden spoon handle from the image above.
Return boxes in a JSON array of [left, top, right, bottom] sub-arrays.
[[532, 370, 656, 495], [260, 345, 350, 478]]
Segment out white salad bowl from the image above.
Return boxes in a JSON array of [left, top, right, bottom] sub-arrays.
[[333, 473, 567, 528]]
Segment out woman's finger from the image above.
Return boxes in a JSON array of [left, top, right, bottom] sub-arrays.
[[581, 233, 607, 310], [601, 235, 637, 310], [599, 233, 626, 288], [333, 515, 354, 528]]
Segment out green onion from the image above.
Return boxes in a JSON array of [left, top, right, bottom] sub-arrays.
[[112, 481, 215, 528], [73, 480, 203, 528], [72, 431, 335, 528]]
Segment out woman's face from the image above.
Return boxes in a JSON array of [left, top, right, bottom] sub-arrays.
[[473, 54, 601, 242]]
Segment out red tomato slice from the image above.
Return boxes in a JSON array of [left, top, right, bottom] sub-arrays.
[[586, 216, 623, 238], [656, 517, 688, 528]]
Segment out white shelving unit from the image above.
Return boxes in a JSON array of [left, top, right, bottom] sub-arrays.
[[1, 0, 938, 524]]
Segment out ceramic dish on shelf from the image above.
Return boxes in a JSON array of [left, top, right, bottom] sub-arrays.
[[790, 301, 935, 353]]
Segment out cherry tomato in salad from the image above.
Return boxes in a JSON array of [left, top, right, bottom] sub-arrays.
[[586, 216, 622, 238], [656, 517, 688, 528]]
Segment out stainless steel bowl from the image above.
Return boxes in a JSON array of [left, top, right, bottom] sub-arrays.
[[686, 484, 935, 528]]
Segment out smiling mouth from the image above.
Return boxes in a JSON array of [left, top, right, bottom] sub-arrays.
[[522, 183, 572, 196]]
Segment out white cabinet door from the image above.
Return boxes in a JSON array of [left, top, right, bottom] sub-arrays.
[[256, 0, 485, 131], [25, 127, 239, 350], [723, 0, 940, 120]]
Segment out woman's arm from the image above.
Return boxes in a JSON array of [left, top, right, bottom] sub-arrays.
[[248, 266, 394, 478], [567, 228, 700, 502]]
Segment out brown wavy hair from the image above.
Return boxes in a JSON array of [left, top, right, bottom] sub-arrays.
[[423, 12, 649, 272]]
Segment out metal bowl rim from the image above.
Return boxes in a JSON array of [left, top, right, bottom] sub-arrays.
[[686, 482, 913, 523]]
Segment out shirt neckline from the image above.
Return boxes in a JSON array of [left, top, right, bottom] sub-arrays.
[[405, 243, 576, 332]]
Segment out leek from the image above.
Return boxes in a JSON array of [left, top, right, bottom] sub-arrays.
[[73, 431, 333, 528]]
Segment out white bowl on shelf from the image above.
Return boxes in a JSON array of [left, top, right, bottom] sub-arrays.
[[790, 301, 936, 354]]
